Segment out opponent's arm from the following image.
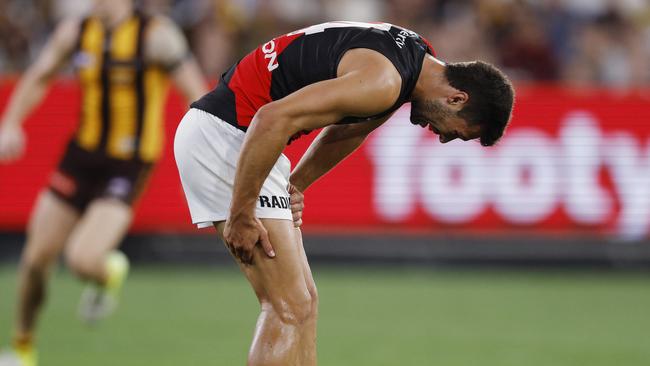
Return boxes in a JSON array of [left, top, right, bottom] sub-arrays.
[[145, 16, 208, 102], [289, 114, 392, 192], [225, 49, 401, 264], [169, 58, 208, 102], [0, 19, 80, 162]]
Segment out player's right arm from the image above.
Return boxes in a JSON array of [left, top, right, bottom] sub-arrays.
[[225, 49, 402, 264], [0, 18, 80, 162]]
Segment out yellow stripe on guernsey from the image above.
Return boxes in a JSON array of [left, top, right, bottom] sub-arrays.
[[107, 16, 139, 159], [140, 68, 169, 161], [77, 19, 104, 151], [76, 14, 170, 162]]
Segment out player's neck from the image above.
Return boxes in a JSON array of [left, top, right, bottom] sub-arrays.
[[411, 55, 448, 102], [100, 4, 133, 29]]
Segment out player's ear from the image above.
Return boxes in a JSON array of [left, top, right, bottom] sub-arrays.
[[447, 91, 468, 106]]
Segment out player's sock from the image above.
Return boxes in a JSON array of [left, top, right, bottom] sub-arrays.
[[12, 335, 32, 351], [104, 250, 129, 295], [0, 336, 37, 366], [78, 250, 130, 324]]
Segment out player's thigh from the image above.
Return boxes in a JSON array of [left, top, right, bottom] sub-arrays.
[[215, 219, 312, 308], [65, 198, 133, 259], [22, 190, 80, 266]]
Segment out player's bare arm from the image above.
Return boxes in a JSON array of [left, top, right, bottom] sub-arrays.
[[288, 114, 391, 228], [0, 19, 80, 162], [224, 49, 402, 264], [290, 113, 392, 193], [145, 16, 208, 101]]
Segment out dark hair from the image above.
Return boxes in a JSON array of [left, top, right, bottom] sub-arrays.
[[444, 61, 514, 146]]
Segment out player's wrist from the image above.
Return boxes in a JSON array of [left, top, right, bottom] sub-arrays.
[[228, 205, 256, 222], [289, 176, 308, 193]]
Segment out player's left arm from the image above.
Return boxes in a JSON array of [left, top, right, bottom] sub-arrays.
[[287, 114, 392, 228], [145, 16, 208, 102], [290, 114, 392, 193]]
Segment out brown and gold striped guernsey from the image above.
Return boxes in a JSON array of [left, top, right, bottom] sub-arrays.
[[74, 12, 170, 162]]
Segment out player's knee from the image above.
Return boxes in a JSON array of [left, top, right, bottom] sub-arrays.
[[64, 247, 95, 277], [268, 289, 317, 326]]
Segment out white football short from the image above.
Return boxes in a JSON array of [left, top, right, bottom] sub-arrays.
[[174, 108, 293, 228]]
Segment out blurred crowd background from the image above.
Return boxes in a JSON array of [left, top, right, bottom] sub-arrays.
[[1, 0, 649, 87]]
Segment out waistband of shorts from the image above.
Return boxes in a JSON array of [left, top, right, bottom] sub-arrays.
[[190, 107, 247, 134], [188, 108, 290, 166]]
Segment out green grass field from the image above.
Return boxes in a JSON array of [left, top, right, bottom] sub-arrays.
[[1, 265, 649, 365]]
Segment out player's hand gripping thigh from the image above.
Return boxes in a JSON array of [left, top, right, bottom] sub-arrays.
[[223, 215, 275, 265], [217, 219, 311, 303]]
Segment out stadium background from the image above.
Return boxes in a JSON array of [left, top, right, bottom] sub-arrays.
[[1, 0, 649, 365]]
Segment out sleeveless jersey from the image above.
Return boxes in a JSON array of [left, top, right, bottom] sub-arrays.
[[191, 21, 435, 137], [74, 13, 170, 162]]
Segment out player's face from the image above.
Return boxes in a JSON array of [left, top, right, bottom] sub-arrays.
[[92, 0, 132, 20], [410, 99, 481, 144]]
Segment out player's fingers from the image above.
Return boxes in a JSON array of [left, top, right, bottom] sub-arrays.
[[234, 245, 244, 263], [293, 218, 302, 228], [253, 219, 275, 259], [290, 191, 303, 203], [290, 189, 303, 198], [237, 245, 253, 265], [259, 230, 275, 258], [289, 185, 304, 204], [290, 201, 304, 212]]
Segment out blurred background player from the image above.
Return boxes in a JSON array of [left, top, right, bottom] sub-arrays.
[[0, 0, 207, 364]]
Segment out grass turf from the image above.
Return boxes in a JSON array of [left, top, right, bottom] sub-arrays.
[[1, 265, 649, 365]]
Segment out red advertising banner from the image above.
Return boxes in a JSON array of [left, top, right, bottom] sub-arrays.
[[2, 80, 650, 238]]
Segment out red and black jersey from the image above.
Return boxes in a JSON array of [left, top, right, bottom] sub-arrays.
[[191, 21, 435, 133]]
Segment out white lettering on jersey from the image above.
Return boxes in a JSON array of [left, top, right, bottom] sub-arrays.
[[394, 29, 417, 49], [262, 40, 279, 71], [287, 21, 392, 36]]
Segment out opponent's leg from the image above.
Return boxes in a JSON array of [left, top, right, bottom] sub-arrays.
[[14, 191, 79, 355], [63, 198, 132, 322], [215, 219, 318, 366], [64, 198, 132, 283]]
